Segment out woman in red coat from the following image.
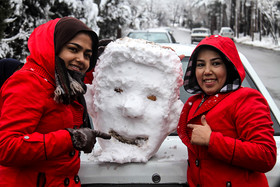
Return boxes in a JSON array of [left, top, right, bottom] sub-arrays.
[[177, 35, 276, 187], [0, 17, 110, 186]]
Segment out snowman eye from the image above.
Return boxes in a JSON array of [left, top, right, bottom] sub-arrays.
[[114, 88, 123, 93], [147, 95, 157, 101]]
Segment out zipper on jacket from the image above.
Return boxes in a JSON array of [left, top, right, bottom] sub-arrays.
[[194, 95, 207, 114]]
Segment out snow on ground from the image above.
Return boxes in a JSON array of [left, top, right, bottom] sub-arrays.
[[235, 34, 280, 51]]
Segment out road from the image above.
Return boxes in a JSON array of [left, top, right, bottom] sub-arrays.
[[235, 43, 280, 109]]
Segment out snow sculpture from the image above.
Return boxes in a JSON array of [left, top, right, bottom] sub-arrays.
[[86, 37, 184, 163]]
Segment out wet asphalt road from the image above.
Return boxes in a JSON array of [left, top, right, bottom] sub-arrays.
[[235, 43, 280, 110]]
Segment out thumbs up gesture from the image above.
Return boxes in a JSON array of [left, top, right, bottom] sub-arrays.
[[187, 115, 212, 146]]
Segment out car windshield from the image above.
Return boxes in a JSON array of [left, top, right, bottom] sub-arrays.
[[178, 56, 280, 135], [128, 32, 170, 43]]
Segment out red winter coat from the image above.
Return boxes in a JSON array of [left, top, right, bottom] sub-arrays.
[[84, 69, 94, 84], [177, 36, 276, 187], [0, 19, 83, 186]]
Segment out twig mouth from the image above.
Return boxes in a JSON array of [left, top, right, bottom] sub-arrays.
[[109, 129, 148, 146]]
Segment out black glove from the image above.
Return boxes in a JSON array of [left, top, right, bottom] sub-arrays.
[[66, 128, 111, 153]]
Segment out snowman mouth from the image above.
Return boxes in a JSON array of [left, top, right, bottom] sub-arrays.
[[109, 130, 148, 146]]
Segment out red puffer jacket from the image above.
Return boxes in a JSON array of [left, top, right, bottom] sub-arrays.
[[177, 36, 276, 187], [0, 19, 83, 186]]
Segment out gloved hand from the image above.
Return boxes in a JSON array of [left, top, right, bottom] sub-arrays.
[[66, 128, 111, 153]]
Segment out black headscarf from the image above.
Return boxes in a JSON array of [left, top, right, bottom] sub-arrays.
[[53, 17, 99, 128], [0, 58, 24, 88], [54, 17, 99, 71]]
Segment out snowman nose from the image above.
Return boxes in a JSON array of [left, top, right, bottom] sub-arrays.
[[122, 95, 145, 118]]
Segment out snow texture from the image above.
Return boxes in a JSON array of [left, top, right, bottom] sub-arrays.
[[85, 37, 184, 163]]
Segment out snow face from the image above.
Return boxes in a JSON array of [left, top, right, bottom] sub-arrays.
[[85, 37, 183, 163]]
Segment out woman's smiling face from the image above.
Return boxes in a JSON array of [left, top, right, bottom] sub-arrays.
[[58, 32, 92, 74], [195, 48, 227, 95]]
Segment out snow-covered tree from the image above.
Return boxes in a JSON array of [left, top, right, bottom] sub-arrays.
[[0, 0, 49, 60], [1, 0, 279, 60], [0, 0, 12, 40], [0, 0, 99, 61], [97, 0, 134, 39], [258, 0, 279, 44]]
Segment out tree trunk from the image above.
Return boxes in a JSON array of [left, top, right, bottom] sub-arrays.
[[258, 1, 262, 41], [251, 1, 255, 41], [236, 0, 240, 38], [230, 0, 236, 30]]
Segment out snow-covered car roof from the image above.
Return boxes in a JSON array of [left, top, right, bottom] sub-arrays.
[[159, 43, 196, 56], [127, 29, 177, 43]]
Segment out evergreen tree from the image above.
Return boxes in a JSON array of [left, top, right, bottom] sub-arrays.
[[97, 0, 133, 39], [49, 0, 72, 19], [0, 0, 11, 40], [0, 0, 91, 60], [1, 0, 50, 60]]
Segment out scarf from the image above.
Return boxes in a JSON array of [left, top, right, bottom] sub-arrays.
[[53, 17, 99, 128], [54, 56, 90, 128], [53, 56, 86, 104]]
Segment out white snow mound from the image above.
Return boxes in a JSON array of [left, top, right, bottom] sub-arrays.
[[85, 37, 184, 163]]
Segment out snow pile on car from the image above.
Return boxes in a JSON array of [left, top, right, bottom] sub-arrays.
[[85, 37, 184, 163]]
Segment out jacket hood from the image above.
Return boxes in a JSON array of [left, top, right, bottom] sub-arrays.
[[184, 35, 245, 94], [26, 18, 59, 83], [26, 17, 99, 84]]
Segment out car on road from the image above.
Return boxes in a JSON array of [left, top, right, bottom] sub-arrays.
[[127, 29, 177, 44], [219, 27, 234, 40], [79, 43, 280, 187], [190, 28, 211, 44]]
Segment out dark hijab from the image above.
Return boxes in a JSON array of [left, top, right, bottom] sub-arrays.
[[53, 17, 99, 105], [53, 17, 99, 128], [0, 58, 24, 88], [54, 17, 99, 71]]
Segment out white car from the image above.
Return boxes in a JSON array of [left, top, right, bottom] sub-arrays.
[[127, 29, 177, 44], [79, 43, 280, 187], [219, 27, 234, 40], [191, 28, 211, 44]]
